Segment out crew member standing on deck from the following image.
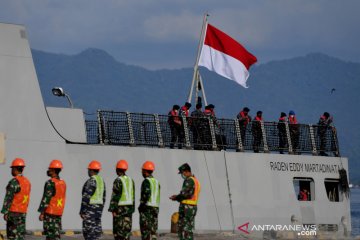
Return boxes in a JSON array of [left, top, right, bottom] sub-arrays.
[[80, 160, 106, 240], [108, 160, 135, 240], [180, 102, 192, 117], [237, 107, 251, 146], [277, 112, 287, 154], [168, 105, 183, 149], [1, 158, 31, 240], [170, 163, 201, 240], [38, 160, 66, 240], [139, 161, 160, 240], [318, 112, 333, 156], [288, 110, 300, 154], [252, 111, 263, 153], [190, 103, 205, 150]]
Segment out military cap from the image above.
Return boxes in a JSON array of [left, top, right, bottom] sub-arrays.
[[178, 163, 191, 173], [173, 105, 180, 110]]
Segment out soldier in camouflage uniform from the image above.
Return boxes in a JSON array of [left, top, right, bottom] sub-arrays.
[[108, 160, 135, 240], [38, 160, 66, 240], [80, 160, 106, 240], [170, 163, 201, 240], [1, 158, 31, 240], [139, 161, 160, 240]]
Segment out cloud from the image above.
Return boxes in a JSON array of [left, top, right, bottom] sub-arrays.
[[143, 11, 201, 42], [1, 0, 360, 69]]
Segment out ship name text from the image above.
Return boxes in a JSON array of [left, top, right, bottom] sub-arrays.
[[269, 161, 340, 173]]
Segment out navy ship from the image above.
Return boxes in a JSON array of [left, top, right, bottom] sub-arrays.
[[0, 22, 351, 239]]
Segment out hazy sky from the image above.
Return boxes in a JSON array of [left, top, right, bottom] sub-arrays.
[[1, 0, 359, 69]]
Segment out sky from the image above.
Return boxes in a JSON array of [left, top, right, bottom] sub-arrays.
[[1, 0, 360, 69]]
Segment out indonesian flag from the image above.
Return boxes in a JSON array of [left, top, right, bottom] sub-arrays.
[[198, 24, 257, 88]]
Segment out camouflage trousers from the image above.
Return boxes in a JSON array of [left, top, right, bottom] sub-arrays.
[[43, 214, 62, 240], [139, 206, 159, 240], [83, 216, 102, 240], [6, 212, 26, 240], [113, 213, 132, 240], [178, 204, 197, 240]]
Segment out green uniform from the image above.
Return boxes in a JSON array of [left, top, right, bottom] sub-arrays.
[[108, 175, 135, 240], [139, 176, 160, 240], [38, 178, 62, 240], [1, 178, 26, 240], [175, 177, 197, 240]]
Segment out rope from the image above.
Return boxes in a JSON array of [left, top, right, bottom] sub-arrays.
[[202, 150, 222, 231], [223, 151, 236, 233]]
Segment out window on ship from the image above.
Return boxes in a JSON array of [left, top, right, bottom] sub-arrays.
[[324, 178, 343, 202], [293, 177, 315, 201]]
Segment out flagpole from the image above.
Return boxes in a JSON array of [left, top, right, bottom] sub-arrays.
[[199, 72, 208, 106], [187, 13, 209, 104]]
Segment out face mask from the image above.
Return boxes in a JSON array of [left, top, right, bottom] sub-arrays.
[[181, 174, 186, 180], [47, 170, 51, 177], [142, 173, 147, 178]]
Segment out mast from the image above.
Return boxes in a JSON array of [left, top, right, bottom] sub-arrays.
[[187, 13, 209, 106]]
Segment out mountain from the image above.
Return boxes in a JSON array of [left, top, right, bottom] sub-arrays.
[[32, 48, 360, 183]]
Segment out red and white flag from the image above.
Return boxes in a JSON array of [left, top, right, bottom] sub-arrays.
[[198, 24, 257, 88]]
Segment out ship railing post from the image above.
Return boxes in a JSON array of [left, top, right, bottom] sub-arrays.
[[182, 115, 191, 149], [285, 121, 293, 154], [208, 117, 218, 150], [309, 124, 318, 155], [331, 127, 340, 157], [154, 114, 164, 148], [97, 110, 104, 145], [126, 112, 135, 146], [234, 119, 244, 152], [260, 121, 269, 153]]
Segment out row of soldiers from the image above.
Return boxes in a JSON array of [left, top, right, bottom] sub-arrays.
[[1, 158, 201, 240], [169, 103, 335, 155]]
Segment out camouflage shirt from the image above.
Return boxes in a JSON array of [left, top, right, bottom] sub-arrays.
[[37, 178, 56, 213], [140, 176, 158, 205], [175, 176, 195, 202], [80, 176, 106, 218], [1, 177, 25, 216], [108, 175, 135, 216]]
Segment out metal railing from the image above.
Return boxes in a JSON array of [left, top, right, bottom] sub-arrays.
[[84, 110, 340, 157]]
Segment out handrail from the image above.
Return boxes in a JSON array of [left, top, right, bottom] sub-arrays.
[[85, 111, 340, 157]]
